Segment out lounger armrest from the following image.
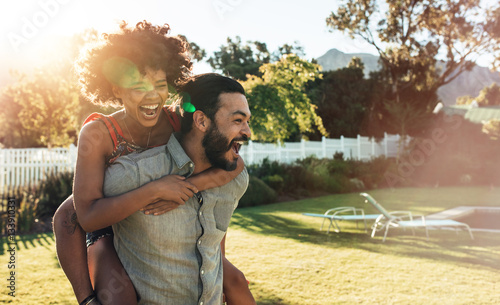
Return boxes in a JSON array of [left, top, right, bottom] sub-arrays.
[[324, 207, 357, 216], [389, 211, 413, 220], [354, 208, 366, 216]]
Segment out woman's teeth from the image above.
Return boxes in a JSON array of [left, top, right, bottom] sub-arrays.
[[140, 105, 159, 117]]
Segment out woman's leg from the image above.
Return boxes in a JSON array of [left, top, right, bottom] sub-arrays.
[[53, 195, 95, 303], [88, 236, 137, 304], [53, 195, 137, 305]]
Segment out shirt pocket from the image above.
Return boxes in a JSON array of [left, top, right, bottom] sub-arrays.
[[213, 195, 237, 232]]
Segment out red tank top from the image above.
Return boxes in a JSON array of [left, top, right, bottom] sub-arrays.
[[82, 106, 181, 165]]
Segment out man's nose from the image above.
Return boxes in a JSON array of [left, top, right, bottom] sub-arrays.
[[241, 122, 251, 139]]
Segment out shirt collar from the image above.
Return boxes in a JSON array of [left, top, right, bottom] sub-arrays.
[[166, 133, 195, 172]]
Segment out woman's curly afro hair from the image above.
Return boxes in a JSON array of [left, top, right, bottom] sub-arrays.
[[75, 21, 193, 107]]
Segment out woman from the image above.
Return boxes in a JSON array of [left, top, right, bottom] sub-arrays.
[[52, 21, 254, 305]]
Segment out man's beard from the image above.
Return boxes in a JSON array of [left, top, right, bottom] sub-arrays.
[[202, 123, 245, 171]]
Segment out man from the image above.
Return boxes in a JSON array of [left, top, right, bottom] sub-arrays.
[[103, 73, 252, 305]]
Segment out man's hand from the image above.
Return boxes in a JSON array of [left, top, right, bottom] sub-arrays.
[[141, 200, 181, 215]]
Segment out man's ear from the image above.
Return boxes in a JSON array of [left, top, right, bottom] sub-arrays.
[[193, 110, 210, 132]]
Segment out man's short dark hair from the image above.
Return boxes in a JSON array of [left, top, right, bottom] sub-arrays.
[[177, 73, 245, 134]]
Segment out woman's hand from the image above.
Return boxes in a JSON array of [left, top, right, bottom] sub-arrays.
[[152, 175, 198, 205], [141, 200, 181, 215]]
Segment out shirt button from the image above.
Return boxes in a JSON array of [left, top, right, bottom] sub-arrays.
[[199, 211, 203, 216], [201, 269, 205, 275], [199, 302, 203, 305], [198, 240, 201, 245], [189, 163, 194, 167]]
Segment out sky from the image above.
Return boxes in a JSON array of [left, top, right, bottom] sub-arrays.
[[0, 0, 496, 78], [0, 0, 379, 76]]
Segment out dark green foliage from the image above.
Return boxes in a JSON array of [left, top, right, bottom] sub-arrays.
[[261, 175, 284, 193], [333, 152, 344, 161], [0, 171, 73, 235], [0, 186, 25, 236], [17, 192, 39, 234], [246, 155, 399, 200], [208, 36, 270, 81], [239, 176, 277, 208], [36, 171, 73, 218], [247, 158, 286, 179], [307, 65, 374, 139]]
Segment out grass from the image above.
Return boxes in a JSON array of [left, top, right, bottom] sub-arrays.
[[1, 187, 500, 304]]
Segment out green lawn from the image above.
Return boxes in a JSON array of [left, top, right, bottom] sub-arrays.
[[2, 187, 500, 304]]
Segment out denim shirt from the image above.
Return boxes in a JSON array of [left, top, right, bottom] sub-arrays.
[[103, 134, 249, 305]]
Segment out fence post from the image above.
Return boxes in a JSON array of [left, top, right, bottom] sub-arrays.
[[247, 140, 254, 165], [277, 140, 282, 162], [384, 132, 388, 157], [69, 144, 77, 171], [371, 136, 375, 158], [301, 138, 306, 159], [340, 136, 345, 157], [322, 136, 327, 158], [357, 134, 361, 160]]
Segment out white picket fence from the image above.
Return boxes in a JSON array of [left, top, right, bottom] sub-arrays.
[[239, 133, 401, 165], [0, 146, 78, 189], [0, 133, 402, 188]]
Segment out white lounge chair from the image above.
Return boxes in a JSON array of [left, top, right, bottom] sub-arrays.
[[303, 206, 381, 233], [360, 193, 474, 242]]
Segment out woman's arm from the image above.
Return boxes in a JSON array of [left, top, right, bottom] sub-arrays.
[[141, 157, 245, 215], [189, 157, 244, 191], [73, 121, 197, 232]]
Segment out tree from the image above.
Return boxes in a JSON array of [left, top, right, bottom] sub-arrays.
[[0, 70, 80, 148], [307, 57, 374, 138], [457, 83, 500, 106], [0, 29, 102, 148], [482, 119, 500, 140], [487, 6, 500, 68], [208, 36, 270, 80], [272, 41, 305, 62], [327, 0, 499, 144], [242, 55, 327, 142], [208, 37, 306, 81]]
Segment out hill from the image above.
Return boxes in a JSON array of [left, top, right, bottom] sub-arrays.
[[316, 49, 500, 106]]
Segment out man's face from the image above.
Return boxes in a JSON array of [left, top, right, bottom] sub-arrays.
[[202, 92, 251, 171]]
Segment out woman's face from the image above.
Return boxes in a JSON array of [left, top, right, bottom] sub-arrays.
[[113, 67, 169, 128]]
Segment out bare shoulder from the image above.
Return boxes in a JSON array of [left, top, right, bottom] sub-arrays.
[[78, 119, 114, 158]]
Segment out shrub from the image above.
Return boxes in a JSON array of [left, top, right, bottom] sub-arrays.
[[239, 176, 277, 208], [1, 185, 28, 236], [0, 170, 74, 236], [281, 165, 309, 192], [327, 160, 349, 176], [17, 192, 39, 234], [36, 170, 74, 218], [333, 151, 344, 161], [349, 178, 366, 190], [262, 174, 285, 193], [246, 158, 285, 179]]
